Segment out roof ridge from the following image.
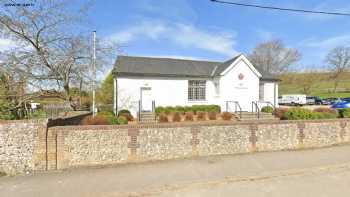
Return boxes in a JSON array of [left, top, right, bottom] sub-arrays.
[[117, 55, 222, 63]]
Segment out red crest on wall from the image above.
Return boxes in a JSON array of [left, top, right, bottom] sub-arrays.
[[238, 73, 244, 80]]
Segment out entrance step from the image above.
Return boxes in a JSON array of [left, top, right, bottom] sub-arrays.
[[138, 112, 157, 123], [234, 112, 278, 121]]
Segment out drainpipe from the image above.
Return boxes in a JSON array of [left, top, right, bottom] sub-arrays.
[[113, 77, 117, 115]]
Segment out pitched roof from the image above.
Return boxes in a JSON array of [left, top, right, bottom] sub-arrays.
[[113, 55, 279, 81]]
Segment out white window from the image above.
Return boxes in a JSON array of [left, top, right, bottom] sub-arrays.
[[188, 80, 206, 101]]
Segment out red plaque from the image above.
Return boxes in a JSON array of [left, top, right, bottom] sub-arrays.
[[238, 73, 244, 80]]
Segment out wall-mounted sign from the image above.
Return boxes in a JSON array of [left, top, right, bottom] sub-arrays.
[[238, 73, 244, 80]]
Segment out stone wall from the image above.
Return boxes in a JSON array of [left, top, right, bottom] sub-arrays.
[[48, 119, 350, 170], [1, 119, 350, 174], [0, 119, 47, 175]]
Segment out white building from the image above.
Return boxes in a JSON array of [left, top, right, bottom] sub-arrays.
[[112, 54, 279, 117]]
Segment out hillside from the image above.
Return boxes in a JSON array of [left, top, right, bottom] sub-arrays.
[[278, 72, 350, 98]]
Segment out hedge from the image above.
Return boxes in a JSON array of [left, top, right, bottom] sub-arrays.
[[261, 106, 274, 113], [282, 107, 339, 120], [155, 105, 221, 115], [338, 108, 350, 118]]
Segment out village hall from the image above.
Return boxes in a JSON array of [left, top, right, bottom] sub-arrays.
[[112, 54, 279, 117]]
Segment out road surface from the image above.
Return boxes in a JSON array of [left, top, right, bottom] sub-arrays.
[[1, 145, 350, 197]]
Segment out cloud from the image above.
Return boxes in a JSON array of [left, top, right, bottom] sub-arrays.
[[301, 34, 350, 49], [0, 38, 15, 52], [109, 21, 237, 57]]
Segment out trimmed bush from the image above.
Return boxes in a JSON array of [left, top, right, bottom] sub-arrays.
[[221, 112, 233, 121], [208, 111, 217, 120], [117, 109, 133, 121], [313, 112, 338, 119], [117, 116, 128, 125], [338, 108, 350, 118], [117, 109, 130, 116], [172, 112, 182, 122], [313, 107, 338, 114], [164, 106, 174, 115], [155, 106, 165, 115], [159, 113, 169, 122], [197, 111, 207, 121], [283, 108, 315, 120], [184, 112, 194, 121], [174, 106, 185, 113], [261, 106, 274, 113], [274, 108, 289, 120]]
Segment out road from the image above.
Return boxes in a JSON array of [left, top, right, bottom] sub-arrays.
[[1, 145, 350, 197]]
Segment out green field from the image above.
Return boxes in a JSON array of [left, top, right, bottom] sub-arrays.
[[279, 72, 350, 98]]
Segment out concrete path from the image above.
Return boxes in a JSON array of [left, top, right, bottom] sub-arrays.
[[1, 145, 350, 197]]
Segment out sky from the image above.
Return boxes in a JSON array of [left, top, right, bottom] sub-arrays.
[[2, 0, 350, 72]]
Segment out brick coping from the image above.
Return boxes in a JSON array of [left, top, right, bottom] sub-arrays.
[[49, 118, 350, 131]]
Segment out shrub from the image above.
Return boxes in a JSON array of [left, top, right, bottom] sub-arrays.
[[98, 111, 118, 124], [184, 106, 192, 113], [164, 106, 174, 115], [155, 106, 165, 115], [117, 109, 130, 116], [207, 105, 221, 112], [197, 111, 207, 121], [208, 111, 217, 120], [313, 112, 338, 119], [313, 108, 337, 114], [117, 109, 133, 121], [172, 112, 182, 122], [184, 112, 194, 121], [81, 115, 109, 125], [221, 112, 233, 121], [274, 108, 289, 119], [117, 116, 128, 125], [159, 113, 169, 123], [338, 108, 350, 118], [283, 108, 316, 120], [261, 106, 274, 113], [174, 106, 185, 113]]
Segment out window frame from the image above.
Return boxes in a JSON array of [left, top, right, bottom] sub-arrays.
[[188, 80, 206, 101]]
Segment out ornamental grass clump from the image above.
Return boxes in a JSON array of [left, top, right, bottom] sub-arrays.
[[208, 111, 217, 120], [159, 113, 169, 123], [221, 112, 233, 121], [172, 112, 182, 122], [197, 111, 207, 121], [184, 112, 194, 121]]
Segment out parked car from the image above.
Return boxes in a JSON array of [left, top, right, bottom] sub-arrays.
[[331, 101, 350, 109], [324, 97, 342, 105], [342, 97, 350, 102], [279, 94, 307, 106], [306, 96, 323, 105]]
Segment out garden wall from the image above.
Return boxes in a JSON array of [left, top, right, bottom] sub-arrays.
[[1, 119, 349, 174], [0, 119, 48, 175], [47, 119, 350, 170]]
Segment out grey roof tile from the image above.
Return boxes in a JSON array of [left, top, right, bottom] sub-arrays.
[[113, 55, 278, 81]]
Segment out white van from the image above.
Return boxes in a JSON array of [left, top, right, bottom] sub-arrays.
[[279, 94, 307, 106]]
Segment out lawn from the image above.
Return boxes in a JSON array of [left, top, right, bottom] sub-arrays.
[[279, 72, 350, 98]]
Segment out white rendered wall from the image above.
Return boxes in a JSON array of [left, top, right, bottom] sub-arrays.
[[116, 77, 220, 116], [261, 82, 279, 108], [219, 59, 260, 112]]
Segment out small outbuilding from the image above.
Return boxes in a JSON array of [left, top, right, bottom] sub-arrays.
[[112, 54, 279, 117]]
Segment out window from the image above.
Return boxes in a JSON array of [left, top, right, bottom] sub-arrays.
[[188, 80, 206, 101]]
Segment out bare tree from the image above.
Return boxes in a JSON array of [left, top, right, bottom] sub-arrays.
[[249, 40, 301, 74], [325, 46, 350, 93], [0, 0, 121, 110]]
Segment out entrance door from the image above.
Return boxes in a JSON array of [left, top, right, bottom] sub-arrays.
[[141, 87, 152, 112]]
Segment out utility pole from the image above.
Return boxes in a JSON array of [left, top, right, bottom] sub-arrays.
[[92, 31, 96, 117]]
